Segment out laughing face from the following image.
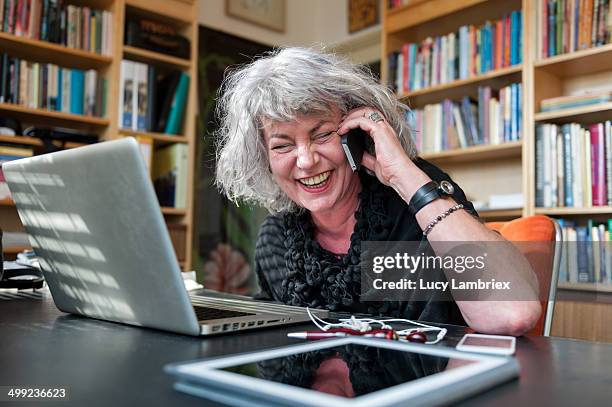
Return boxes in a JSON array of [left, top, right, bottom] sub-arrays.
[[262, 109, 361, 215]]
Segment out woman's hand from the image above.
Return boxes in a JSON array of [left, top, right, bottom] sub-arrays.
[[337, 107, 430, 194]]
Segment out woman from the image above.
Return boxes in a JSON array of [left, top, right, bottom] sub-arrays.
[[215, 47, 540, 336]]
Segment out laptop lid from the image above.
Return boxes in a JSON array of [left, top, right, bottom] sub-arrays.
[[3, 138, 201, 335]]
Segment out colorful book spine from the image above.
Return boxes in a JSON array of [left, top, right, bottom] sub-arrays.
[[591, 123, 607, 205], [387, 10, 522, 91], [164, 72, 190, 135], [536, 120, 612, 208]]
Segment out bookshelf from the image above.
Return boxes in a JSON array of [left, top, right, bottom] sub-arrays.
[[0, 31, 113, 69], [534, 101, 612, 123], [384, 0, 526, 217], [123, 45, 191, 69], [0, 102, 111, 126], [0, 0, 198, 270], [383, 0, 612, 342], [420, 140, 522, 163]]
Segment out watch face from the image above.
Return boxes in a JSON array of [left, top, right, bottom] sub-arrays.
[[439, 180, 454, 195]]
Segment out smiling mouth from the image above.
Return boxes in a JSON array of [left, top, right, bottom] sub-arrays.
[[298, 171, 331, 189]]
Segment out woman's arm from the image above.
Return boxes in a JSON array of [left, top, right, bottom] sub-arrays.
[[390, 167, 541, 336], [338, 108, 541, 336]]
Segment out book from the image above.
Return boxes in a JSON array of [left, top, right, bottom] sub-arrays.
[[155, 70, 181, 133], [133, 61, 147, 131], [387, 11, 522, 90], [69, 69, 84, 115], [540, 94, 612, 112], [590, 122, 607, 205], [153, 143, 188, 208], [535, 120, 612, 209], [576, 226, 592, 282], [606, 121, 612, 205], [145, 65, 157, 132], [136, 135, 153, 173], [118, 60, 134, 129]]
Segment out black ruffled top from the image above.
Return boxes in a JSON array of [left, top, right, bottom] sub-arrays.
[[254, 158, 477, 324]]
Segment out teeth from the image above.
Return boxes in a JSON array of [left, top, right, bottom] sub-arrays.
[[300, 171, 331, 186]]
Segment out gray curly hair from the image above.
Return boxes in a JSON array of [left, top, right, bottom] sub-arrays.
[[215, 46, 416, 213]]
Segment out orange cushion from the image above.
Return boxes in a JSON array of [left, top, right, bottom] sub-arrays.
[[486, 215, 556, 242], [486, 215, 557, 336]]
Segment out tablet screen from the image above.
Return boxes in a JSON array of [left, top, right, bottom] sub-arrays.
[[221, 344, 477, 398]]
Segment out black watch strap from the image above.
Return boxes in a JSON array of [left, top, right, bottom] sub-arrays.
[[408, 180, 455, 216], [409, 182, 440, 216]]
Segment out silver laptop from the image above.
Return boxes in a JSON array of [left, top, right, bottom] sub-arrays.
[[3, 137, 326, 336]]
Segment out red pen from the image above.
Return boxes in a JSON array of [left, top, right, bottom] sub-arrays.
[[287, 328, 397, 340]]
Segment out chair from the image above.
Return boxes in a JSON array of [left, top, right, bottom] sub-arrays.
[[486, 215, 562, 336]]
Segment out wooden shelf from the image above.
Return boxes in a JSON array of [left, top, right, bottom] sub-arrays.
[[0, 103, 109, 127], [0, 32, 112, 70], [386, 0, 430, 16], [399, 65, 522, 106], [119, 130, 189, 144], [2, 245, 31, 254], [0, 0, 197, 272], [0, 135, 88, 149], [161, 207, 187, 216], [400, 65, 522, 99], [126, 0, 193, 25], [123, 45, 191, 70], [558, 283, 612, 294], [479, 208, 523, 219], [535, 207, 612, 216], [534, 43, 612, 77], [420, 141, 522, 164], [385, 0, 485, 33], [534, 102, 612, 124], [0, 199, 15, 207]]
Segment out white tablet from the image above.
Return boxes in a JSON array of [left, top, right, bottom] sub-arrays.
[[165, 337, 519, 407]]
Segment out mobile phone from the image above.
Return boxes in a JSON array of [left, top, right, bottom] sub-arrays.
[[456, 333, 516, 356], [341, 128, 369, 171]]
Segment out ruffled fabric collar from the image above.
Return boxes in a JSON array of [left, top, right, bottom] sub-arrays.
[[279, 174, 401, 315]]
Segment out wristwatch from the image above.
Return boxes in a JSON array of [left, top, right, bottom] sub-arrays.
[[408, 180, 455, 216]]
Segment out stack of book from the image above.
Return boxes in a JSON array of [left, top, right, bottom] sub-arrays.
[[153, 143, 188, 209], [0, 144, 33, 200], [0, 52, 107, 116], [536, 0, 612, 59], [0, 0, 113, 55], [408, 83, 522, 153], [557, 219, 612, 285], [118, 60, 189, 135], [540, 92, 612, 113], [387, 10, 522, 93], [535, 120, 612, 208]]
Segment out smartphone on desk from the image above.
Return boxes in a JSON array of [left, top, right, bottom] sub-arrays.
[[456, 333, 516, 356], [341, 128, 371, 171]]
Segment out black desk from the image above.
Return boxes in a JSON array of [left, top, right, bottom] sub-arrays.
[[1, 292, 612, 406]]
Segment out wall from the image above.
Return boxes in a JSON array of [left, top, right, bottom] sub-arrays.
[[198, 0, 381, 63]]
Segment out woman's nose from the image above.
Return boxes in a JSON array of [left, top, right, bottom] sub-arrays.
[[296, 145, 318, 169]]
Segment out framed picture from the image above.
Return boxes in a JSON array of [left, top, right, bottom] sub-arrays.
[[225, 0, 286, 33], [348, 0, 379, 34]]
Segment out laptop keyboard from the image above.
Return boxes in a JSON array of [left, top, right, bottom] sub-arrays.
[[193, 305, 255, 321]]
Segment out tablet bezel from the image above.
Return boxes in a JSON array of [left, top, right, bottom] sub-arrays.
[[165, 337, 519, 407]]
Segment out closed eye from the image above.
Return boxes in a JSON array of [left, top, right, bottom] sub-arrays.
[[314, 131, 335, 142], [271, 144, 293, 153]]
